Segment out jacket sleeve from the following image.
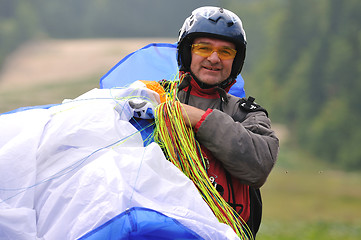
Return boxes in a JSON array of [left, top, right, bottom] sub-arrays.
[[195, 109, 279, 188]]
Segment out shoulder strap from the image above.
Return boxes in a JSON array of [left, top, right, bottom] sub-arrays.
[[239, 96, 268, 117]]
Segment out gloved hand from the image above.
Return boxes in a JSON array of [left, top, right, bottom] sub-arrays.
[[128, 98, 155, 119]]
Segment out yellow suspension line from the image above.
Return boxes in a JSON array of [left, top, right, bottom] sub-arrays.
[[154, 80, 253, 240]]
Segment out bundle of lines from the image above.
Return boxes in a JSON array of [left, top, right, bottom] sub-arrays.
[[153, 81, 252, 240]]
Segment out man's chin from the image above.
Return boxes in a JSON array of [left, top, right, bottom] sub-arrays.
[[198, 74, 223, 85]]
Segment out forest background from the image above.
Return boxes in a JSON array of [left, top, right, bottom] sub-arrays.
[[0, 0, 360, 239]]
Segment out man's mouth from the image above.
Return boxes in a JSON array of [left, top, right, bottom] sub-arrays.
[[203, 66, 220, 71]]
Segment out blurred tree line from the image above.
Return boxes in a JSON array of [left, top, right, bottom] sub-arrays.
[[235, 0, 361, 170], [0, 0, 360, 170], [0, 0, 219, 66]]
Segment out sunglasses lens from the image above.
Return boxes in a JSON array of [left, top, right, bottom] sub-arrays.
[[192, 44, 236, 60], [217, 48, 236, 59], [192, 44, 212, 57]]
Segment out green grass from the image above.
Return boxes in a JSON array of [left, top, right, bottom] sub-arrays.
[[257, 143, 361, 239], [1, 79, 360, 239], [258, 220, 361, 240]]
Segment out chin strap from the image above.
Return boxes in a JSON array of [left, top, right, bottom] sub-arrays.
[[177, 72, 192, 91], [218, 76, 236, 90], [177, 73, 193, 104]]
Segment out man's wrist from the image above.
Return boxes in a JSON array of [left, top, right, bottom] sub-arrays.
[[194, 108, 213, 132]]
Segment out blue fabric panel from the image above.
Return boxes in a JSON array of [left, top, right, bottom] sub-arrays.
[[78, 207, 204, 240], [100, 43, 179, 89], [229, 75, 245, 98], [129, 118, 154, 146]]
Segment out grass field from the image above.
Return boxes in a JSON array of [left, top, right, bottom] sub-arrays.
[[258, 143, 361, 239], [1, 74, 361, 239]]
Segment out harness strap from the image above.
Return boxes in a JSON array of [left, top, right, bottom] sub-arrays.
[[226, 171, 244, 215]]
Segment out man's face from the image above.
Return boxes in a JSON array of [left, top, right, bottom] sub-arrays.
[[190, 37, 235, 86]]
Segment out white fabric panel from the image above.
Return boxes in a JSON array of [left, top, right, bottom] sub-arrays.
[[0, 88, 239, 240]]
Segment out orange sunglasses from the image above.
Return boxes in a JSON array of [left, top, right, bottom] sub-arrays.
[[191, 43, 237, 60]]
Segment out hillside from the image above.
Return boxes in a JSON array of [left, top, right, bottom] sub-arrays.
[[0, 38, 176, 89]]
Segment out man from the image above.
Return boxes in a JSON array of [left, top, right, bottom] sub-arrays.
[[175, 6, 279, 238]]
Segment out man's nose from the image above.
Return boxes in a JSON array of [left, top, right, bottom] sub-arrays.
[[207, 51, 221, 63]]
